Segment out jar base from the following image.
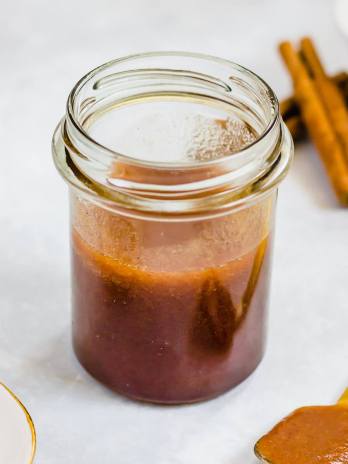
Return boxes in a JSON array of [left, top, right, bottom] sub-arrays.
[[73, 343, 265, 405]]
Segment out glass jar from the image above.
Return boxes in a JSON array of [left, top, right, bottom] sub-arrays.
[[52, 52, 293, 404]]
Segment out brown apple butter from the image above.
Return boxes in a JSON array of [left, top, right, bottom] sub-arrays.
[[255, 405, 348, 464], [71, 209, 272, 403]]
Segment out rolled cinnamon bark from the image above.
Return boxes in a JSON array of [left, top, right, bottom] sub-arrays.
[[279, 41, 348, 205], [300, 37, 348, 164], [281, 71, 348, 141]]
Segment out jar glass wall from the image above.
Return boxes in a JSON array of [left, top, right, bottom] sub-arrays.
[[52, 52, 293, 403]]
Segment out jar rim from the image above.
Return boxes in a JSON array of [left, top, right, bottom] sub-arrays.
[[66, 51, 279, 168], [53, 51, 293, 219]]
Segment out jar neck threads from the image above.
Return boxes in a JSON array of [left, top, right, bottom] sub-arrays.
[[52, 52, 293, 219]]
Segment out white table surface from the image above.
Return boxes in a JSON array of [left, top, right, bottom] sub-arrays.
[[1, 0, 348, 462]]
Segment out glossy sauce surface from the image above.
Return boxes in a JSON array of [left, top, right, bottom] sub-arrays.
[[256, 405, 348, 464]]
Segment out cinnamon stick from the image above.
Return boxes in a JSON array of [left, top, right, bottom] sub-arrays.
[[279, 41, 348, 205], [300, 37, 348, 164], [281, 71, 348, 141]]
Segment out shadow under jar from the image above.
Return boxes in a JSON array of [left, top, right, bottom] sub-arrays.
[[52, 52, 293, 404]]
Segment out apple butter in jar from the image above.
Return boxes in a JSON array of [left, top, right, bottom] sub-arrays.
[[52, 52, 293, 403]]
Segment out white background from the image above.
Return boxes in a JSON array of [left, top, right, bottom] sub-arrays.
[[1, 0, 348, 462]]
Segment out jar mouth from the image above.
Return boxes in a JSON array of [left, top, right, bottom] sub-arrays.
[[66, 51, 279, 169], [53, 52, 293, 219]]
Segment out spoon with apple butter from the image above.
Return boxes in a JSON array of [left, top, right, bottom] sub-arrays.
[[255, 389, 348, 464]]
